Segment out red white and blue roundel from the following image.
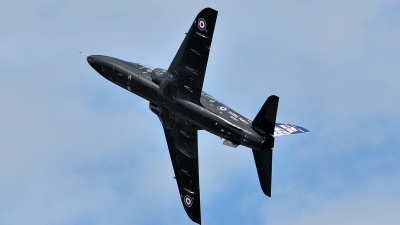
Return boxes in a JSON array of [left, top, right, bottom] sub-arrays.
[[217, 106, 229, 111], [198, 18, 206, 31], [184, 195, 193, 207]]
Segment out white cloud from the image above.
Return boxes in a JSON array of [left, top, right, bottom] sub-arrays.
[[261, 172, 400, 225]]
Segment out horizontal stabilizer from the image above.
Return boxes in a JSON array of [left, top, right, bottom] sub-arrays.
[[252, 148, 273, 197], [251, 95, 278, 197], [252, 95, 279, 137]]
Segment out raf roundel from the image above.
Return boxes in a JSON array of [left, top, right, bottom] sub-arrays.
[[184, 195, 193, 207], [198, 18, 207, 31], [217, 106, 229, 111]]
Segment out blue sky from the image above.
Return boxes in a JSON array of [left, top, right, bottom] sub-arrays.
[[1, 0, 399, 224]]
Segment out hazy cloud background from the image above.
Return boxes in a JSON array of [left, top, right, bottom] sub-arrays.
[[1, 0, 399, 224]]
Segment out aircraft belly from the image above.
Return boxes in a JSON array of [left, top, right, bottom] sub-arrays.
[[200, 92, 253, 129], [123, 78, 156, 102], [172, 98, 263, 150]]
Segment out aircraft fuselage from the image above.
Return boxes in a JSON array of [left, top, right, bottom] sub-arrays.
[[87, 55, 272, 150]]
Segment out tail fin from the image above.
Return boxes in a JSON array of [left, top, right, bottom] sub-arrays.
[[251, 95, 279, 197]]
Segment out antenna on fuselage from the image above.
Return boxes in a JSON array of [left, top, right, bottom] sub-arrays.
[[79, 51, 88, 57]]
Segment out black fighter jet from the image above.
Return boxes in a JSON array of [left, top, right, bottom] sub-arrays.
[[86, 8, 308, 224]]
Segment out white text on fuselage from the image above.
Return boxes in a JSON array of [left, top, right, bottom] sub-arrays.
[[228, 111, 250, 125]]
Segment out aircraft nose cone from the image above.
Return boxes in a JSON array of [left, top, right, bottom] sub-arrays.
[[86, 55, 106, 74], [87, 55, 96, 64], [86, 55, 110, 65]]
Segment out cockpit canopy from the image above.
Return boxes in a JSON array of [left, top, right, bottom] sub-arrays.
[[151, 68, 169, 85]]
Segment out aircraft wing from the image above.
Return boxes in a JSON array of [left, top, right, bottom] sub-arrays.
[[274, 123, 309, 136], [168, 8, 218, 105], [159, 109, 201, 224]]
